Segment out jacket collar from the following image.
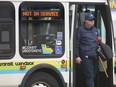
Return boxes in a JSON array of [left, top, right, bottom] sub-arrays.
[[83, 23, 94, 30]]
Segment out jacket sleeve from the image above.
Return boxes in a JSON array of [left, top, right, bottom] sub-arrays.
[[76, 28, 81, 57]]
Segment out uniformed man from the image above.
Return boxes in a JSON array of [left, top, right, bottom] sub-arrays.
[[76, 13, 98, 87]]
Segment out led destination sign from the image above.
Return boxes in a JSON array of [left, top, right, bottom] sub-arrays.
[[21, 10, 60, 17]]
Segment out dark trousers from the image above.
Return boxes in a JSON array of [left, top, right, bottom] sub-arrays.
[[81, 55, 98, 87]]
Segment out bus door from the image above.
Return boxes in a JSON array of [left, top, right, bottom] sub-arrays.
[[69, 4, 76, 87], [69, 3, 113, 87], [112, 12, 116, 87]]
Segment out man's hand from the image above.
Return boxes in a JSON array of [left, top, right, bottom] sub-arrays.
[[76, 57, 82, 64]]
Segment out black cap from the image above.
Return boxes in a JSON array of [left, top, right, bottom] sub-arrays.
[[85, 13, 95, 20]]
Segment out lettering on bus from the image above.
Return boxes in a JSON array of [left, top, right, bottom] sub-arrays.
[[0, 62, 34, 66], [0, 62, 13, 66], [22, 46, 41, 53], [21, 10, 60, 17], [15, 61, 34, 66]]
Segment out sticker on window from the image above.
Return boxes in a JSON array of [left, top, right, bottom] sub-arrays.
[[57, 32, 62, 40], [22, 46, 41, 53], [56, 40, 62, 45], [41, 44, 53, 54], [55, 46, 62, 54]]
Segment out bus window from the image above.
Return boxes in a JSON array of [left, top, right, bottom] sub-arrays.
[[19, 2, 64, 58], [96, 11, 106, 43], [0, 2, 15, 59]]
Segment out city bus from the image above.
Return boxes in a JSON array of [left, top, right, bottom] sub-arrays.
[[0, 0, 115, 87]]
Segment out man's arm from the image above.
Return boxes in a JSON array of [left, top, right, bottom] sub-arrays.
[[76, 28, 80, 57], [76, 28, 82, 64]]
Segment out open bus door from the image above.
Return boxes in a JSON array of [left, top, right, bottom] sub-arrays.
[[69, 3, 113, 87], [69, 4, 77, 87]]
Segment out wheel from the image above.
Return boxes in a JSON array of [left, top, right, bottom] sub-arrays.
[[25, 72, 60, 87]]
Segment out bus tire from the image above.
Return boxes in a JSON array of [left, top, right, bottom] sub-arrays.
[[25, 72, 60, 87]]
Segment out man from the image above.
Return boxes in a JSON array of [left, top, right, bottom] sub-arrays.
[[76, 13, 98, 87]]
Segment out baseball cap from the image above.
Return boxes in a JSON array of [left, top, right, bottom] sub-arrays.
[[85, 13, 95, 20]]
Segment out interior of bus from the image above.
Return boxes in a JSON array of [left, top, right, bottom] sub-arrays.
[[69, 3, 113, 87]]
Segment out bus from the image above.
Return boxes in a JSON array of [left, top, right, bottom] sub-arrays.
[[0, 0, 114, 87]]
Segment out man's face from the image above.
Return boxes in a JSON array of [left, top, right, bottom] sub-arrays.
[[85, 19, 95, 28]]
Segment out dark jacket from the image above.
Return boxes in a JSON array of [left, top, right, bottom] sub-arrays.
[[76, 24, 98, 57]]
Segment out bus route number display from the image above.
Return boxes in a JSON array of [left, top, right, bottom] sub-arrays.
[[21, 10, 60, 17]]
